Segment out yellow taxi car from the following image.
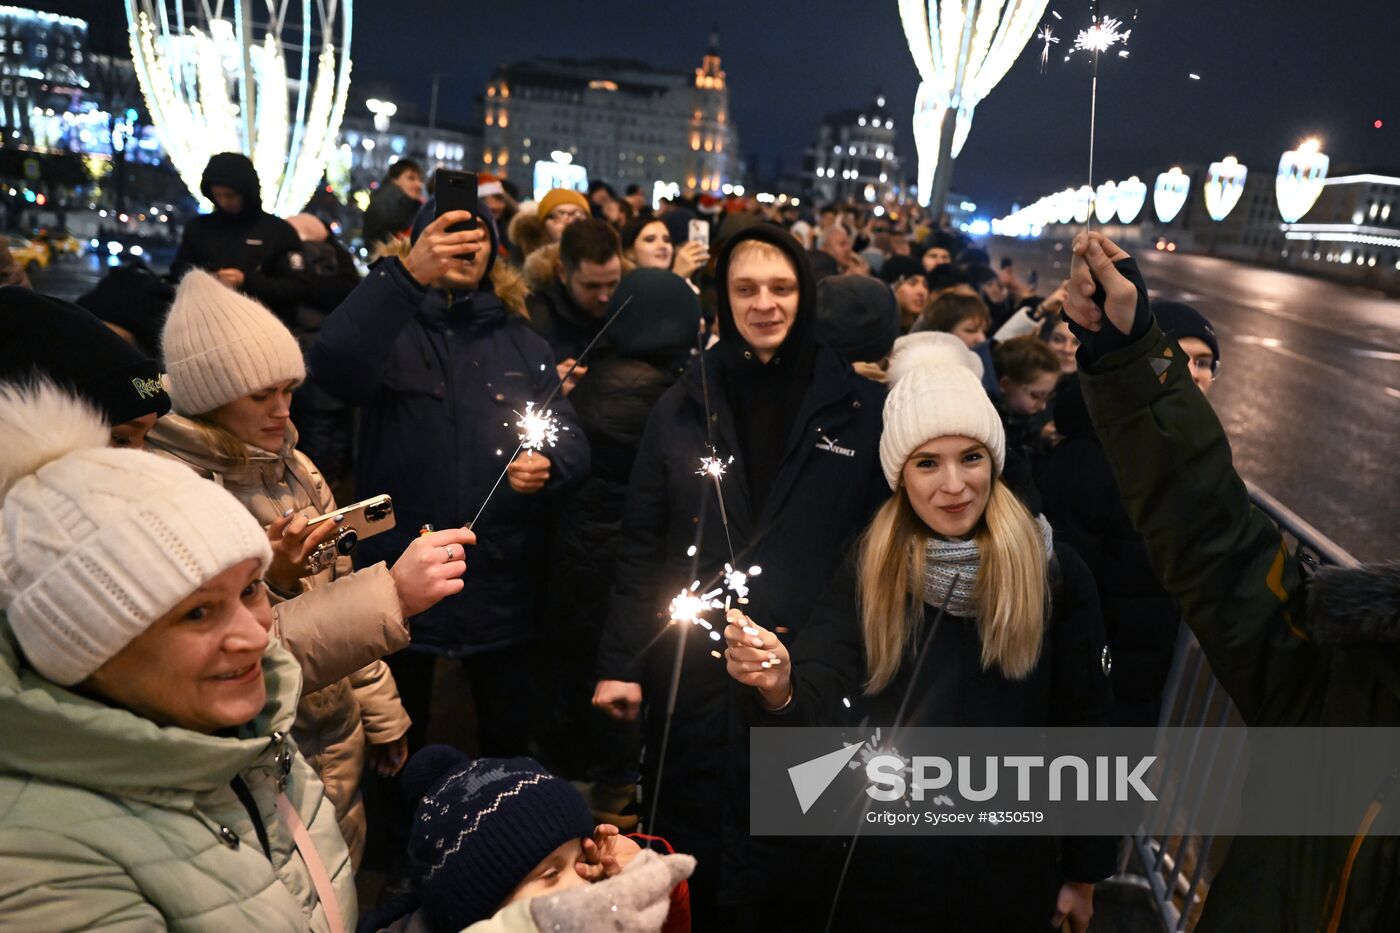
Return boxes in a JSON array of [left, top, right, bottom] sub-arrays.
[[5, 235, 50, 273], [36, 229, 83, 258]]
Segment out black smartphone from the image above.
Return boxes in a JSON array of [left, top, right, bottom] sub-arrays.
[[434, 169, 480, 259]]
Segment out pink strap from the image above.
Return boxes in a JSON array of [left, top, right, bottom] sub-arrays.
[[277, 792, 346, 933]]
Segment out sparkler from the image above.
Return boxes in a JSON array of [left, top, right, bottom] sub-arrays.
[[696, 452, 733, 480], [1071, 3, 1132, 233], [517, 402, 560, 452], [1036, 26, 1059, 73]]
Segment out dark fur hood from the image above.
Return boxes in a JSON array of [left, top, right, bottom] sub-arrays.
[[1306, 563, 1400, 645]]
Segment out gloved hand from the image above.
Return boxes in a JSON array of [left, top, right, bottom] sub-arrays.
[[528, 849, 695, 933]]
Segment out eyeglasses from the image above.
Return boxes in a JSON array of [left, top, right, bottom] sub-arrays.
[[547, 207, 589, 224], [1186, 356, 1221, 380]]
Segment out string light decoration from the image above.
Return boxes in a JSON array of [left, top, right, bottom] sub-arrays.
[[1204, 156, 1248, 222], [899, 0, 1049, 208], [1115, 175, 1147, 223], [124, 0, 353, 215], [1277, 137, 1330, 223], [1154, 167, 1191, 223]]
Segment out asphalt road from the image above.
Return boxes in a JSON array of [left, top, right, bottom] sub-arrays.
[[992, 238, 1400, 563]]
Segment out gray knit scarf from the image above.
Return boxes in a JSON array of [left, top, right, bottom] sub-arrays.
[[920, 515, 1055, 617]]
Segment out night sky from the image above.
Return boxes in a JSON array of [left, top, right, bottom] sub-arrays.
[[65, 1, 1400, 215]]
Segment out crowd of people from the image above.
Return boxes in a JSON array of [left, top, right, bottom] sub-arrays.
[[0, 149, 1395, 933]]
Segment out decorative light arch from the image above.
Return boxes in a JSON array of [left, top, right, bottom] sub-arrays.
[[1115, 175, 1146, 223], [126, 0, 353, 215], [1154, 167, 1190, 223], [1204, 156, 1247, 221], [899, 0, 1048, 208]]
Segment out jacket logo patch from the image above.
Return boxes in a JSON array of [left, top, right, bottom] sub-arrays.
[[132, 376, 166, 399], [245, 239, 264, 246], [288, 252, 305, 271], [816, 435, 856, 458], [1150, 357, 1172, 377]]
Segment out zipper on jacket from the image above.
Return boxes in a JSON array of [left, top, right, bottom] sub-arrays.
[[1321, 767, 1400, 933], [230, 775, 274, 860]]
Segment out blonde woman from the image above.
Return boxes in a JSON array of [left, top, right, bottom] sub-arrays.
[[149, 269, 473, 867], [725, 333, 1114, 932]]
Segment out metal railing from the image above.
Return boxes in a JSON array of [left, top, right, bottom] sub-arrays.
[[1125, 484, 1361, 931]]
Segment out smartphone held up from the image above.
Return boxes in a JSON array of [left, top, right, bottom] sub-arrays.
[[435, 169, 481, 260]]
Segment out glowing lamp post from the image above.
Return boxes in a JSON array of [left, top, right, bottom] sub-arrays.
[[900, 0, 1049, 209], [1073, 185, 1093, 224], [125, 0, 353, 216], [1204, 156, 1248, 222], [1093, 180, 1118, 224], [1277, 137, 1329, 223], [1154, 167, 1190, 223], [1116, 175, 1147, 223]]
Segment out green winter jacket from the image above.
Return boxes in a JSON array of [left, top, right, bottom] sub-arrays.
[[1081, 322, 1400, 932], [0, 613, 357, 931]]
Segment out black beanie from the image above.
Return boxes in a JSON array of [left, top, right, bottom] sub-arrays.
[[0, 286, 170, 425], [607, 268, 702, 358], [1152, 300, 1220, 362], [879, 254, 924, 284], [815, 274, 899, 363], [406, 746, 594, 931], [76, 262, 175, 360], [926, 264, 973, 291]]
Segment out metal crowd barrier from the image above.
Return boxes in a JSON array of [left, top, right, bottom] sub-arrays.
[[1123, 484, 1361, 931]]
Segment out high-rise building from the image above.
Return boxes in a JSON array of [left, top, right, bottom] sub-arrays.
[[481, 35, 739, 198], [0, 5, 89, 142], [801, 92, 904, 205]]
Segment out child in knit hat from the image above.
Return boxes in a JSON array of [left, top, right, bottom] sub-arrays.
[[359, 745, 694, 933]]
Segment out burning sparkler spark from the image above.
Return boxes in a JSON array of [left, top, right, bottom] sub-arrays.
[[696, 451, 734, 479], [517, 402, 561, 451], [1073, 16, 1130, 55], [1036, 25, 1059, 71]]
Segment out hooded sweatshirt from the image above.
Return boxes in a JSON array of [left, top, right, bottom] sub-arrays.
[[712, 224, 818, 514], [171, 153, 305, 324]]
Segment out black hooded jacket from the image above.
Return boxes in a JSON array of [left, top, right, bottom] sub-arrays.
[[597, 225, 888, 916], [170, 153, 305, 324]]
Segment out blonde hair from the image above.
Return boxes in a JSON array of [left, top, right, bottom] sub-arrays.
[[729, 237, 789, 268], [858, 479, 1048, 694], [188, 411, 252, 467]]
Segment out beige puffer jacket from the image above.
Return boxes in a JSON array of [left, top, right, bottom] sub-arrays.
[[149, 414, 411, 867]]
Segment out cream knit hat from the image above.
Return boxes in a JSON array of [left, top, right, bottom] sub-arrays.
[[878, 332, 1005, 489], [162, 269, 306, 415], [0, 381, 271, 686]]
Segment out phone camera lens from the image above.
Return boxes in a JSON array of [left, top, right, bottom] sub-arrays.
[[336, 529, 359, 556]]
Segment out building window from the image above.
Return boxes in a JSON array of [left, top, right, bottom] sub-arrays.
[[483, 151, 494, 164], [486, 112, 494, 126], [499, 111, 509, 128]]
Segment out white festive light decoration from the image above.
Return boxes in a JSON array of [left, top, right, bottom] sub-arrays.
[[1116, 175, 1147, 223], [1154, 167, 1190, 223], [1093, 180, 1118, 224], [1204, 156, 1248, 222], [1276, 137, 1330, 223], [125, 0, 353, 215], [899, 0, 1049, 207], [1073, 185, 1093, 224]]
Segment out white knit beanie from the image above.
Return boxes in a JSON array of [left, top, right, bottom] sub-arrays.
[[878, 332, 1005, 489], [162, 269, 306, 415], [0, 382, 271, 686]]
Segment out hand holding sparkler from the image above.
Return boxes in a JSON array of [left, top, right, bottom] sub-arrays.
[[1064, 232, 1139, 335], [723, 608, 791, 711]]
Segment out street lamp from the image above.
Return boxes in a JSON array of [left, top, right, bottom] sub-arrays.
[[899, 0, 1049, 209], [366, 98, 397, 133], [1276, 137, 1329, 223], [1204, 156, 1247, 222], [1094, 180, 1118, 224], [1154, 167, 1190, 223], [125, 0, 352, 216], [1116, 176, 1147, 223]]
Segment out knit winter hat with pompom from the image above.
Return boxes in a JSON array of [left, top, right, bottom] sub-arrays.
[[879, 331, 1004, 488], [0, 381, 270, 685], [162, 269, 305, 416]]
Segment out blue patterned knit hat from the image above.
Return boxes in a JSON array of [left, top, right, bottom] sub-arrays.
[[406, 746, 595, 930]]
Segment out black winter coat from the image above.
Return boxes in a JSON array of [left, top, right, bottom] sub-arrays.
[[170, 153, 304, 324], [778, 543, 1117, 931], [596, 343, 888, 910], [1038, 375, 1180, 725], [308, 257, 589, 657], [526, 277, 607, 364]]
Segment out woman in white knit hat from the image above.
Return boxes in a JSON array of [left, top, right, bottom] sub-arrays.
[[0, 381, 355, 929], [722, 332, 1115, 932], [146, 269, 475, 867]]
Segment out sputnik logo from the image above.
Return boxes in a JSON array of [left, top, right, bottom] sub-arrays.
[[788, 742, 865, 814]]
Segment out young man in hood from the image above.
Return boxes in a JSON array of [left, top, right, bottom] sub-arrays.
[[526, 219, 623, 392], [170, 152, 305, 325], [309, 203, 588, 758], [594, 224, 888, 928]]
